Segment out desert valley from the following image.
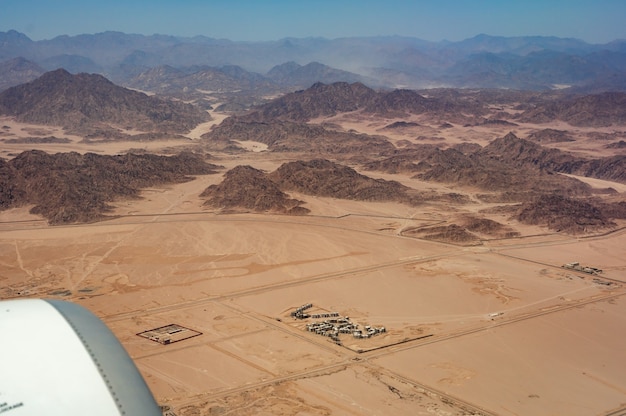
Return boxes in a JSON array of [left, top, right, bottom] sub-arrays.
[[1, 30, 626, 416]]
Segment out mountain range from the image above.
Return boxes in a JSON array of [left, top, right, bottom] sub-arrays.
[[1, 30, 626, 94], [0, 65, 625, 232]]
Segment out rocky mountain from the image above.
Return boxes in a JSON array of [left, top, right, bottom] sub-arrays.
[[1, 30, 625, 91], [362, 144, 443, 174], [403, 224, 482, 246], [125, 64, 187, 91], [0, 150, 220, 224], [479, 133, 575, 169], [241, 82, 378, 122], [122, 62, 373, 111], [266, 61, 373, 88], [126, 65, 276, 99], [480, 133, 626, 183], [366, 136, 593, 202], [205, 81, 625, 192], [526, 128, 575, 143], [200, 165, 309, 214], [201, 159, 420, 213], [232, 81, 486, 123], [0, 57, 44, 91], [516, 92, 626, 126], [0, 69, 211, 134], [370, 131, 624, 191], [516, 194, 615, 234], [441, 49, 626, 90], [606, 140, 626, 149], [203, 118, 395, 156], [268, 159, 410, 202], [386, 214, 520, 246]]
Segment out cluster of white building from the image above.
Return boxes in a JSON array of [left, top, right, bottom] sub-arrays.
[[291, 303, 386, 345], [291, 303, 313, 319], [562, 262, 603, 275]]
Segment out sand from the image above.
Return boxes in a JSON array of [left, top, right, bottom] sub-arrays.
[[1, 112, 626, 415]]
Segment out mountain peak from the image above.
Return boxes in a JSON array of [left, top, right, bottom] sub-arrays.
[[0, 69, 210, 133], [502, 131, 520, 141], [0, 30, 32, 43]]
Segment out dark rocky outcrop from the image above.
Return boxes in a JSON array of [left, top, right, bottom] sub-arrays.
[[480, 132, 626, 183], [201, 159, 426, 214], [526, 128, 575, 143], [517, 92, 626, 127], [234, 82, 486, 123], [241, 82, 378, 122], [0, 150, 220, 224], [515, 194, 615, 234], [606, 140, 626, 149], [200, 165, 308, 214], [268, 159, 410, 202], [203, 118, 395, 156], [403, 224, 481, 246]]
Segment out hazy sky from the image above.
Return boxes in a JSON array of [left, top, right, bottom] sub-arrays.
[[2, 0, 625, 43]]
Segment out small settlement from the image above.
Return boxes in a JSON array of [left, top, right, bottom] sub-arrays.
[[291, 303, 386, 345], [562, 262, 603, 275]]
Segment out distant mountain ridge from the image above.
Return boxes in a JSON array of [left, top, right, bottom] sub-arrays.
[[0, 57, 44, 91], [1, 30, 625, 91]]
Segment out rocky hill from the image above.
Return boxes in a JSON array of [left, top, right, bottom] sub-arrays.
[[365, 135, 593, 202], [515, 194, 615, 234], [362, 144, 442, 174], [526, 128, 575, 143], [401, 214, 520, 246], [0, 150, 220, 224], [378, 131, 626, 189], [202, 159, 425, 213], [236, 82, 486, 123], [481, 133, 626, 183], [479, 132, 576, 170], [0, 69, 211, 134], [241, 82, 378, 122], [516, 92, 626, 127], [203, 118, 395, 157], [403, 224, 482, 246], [200, 165, 308, 214], [268, 159, 410, 202], [201, 81, 491, 150]]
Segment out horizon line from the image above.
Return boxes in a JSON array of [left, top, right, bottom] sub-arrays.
[[2, 28, 625, 45]]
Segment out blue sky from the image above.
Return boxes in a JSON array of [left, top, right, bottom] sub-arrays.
[[1, 0, 625, 43]]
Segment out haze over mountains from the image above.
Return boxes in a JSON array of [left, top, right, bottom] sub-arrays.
[[1, 30, 626, 94], [2, 25, 626, 415]]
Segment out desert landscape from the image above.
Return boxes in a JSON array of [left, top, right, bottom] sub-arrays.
[[1, 29, 626, 416]]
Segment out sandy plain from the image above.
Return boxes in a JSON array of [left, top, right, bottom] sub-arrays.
[[1, 109, 626, 416]]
